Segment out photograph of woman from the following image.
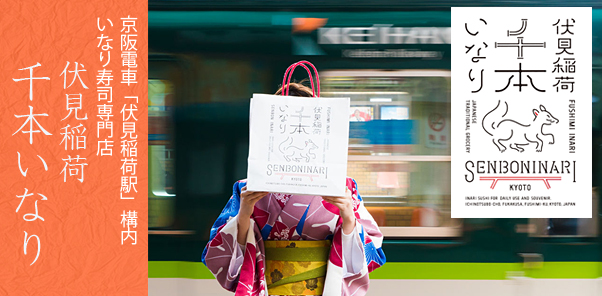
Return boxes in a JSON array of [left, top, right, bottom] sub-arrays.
[[201, 82, 386, 296]]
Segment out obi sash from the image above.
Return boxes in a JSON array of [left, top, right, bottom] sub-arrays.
[[265, 240, 331, 295]]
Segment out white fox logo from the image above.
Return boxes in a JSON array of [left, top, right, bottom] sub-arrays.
[[482, 100, 559, 153], [278, 137, 318, 162]]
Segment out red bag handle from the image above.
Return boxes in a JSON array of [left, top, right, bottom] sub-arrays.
[[281, 61, 320, 97], [282, 62, 313, 96]]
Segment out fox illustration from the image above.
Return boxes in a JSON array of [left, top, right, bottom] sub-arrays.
[[482, 100, 559, 153], [278, 137, 318, 162]]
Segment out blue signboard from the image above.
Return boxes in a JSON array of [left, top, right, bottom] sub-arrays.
[[350, 120, 417, 145]]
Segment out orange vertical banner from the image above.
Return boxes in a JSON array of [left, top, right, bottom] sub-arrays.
[[0, 1, 148, 295]]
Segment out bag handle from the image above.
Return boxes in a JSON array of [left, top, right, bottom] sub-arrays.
[[282, 62, 315, 97], [281, 61, 321, 97], [283, 62, 314, 97], [290, 61, 320, 97]]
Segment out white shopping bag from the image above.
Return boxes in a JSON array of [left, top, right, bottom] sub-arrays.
[[246, 61, 350, 197]]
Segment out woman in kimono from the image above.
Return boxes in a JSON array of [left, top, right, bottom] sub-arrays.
[[201, 83, 386, 296]]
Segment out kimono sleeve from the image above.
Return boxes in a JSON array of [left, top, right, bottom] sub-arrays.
[[349, 178, 387, 273], [341, 221, 365, 276], [201, 180, 248, 292], [325, 178, 386, 296]]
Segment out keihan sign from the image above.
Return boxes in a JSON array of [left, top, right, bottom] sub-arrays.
[[318, 26, 451, 45], [451, 7, 592, 218]]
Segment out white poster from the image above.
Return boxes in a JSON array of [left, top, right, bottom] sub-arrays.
[[247, 94, 350, 197], [451, 7, 592, 218]]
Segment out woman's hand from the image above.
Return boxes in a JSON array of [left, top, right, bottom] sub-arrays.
[[322, 188, 356, 235], [237, 186, 268, 246], [239, 185, 269, 219]]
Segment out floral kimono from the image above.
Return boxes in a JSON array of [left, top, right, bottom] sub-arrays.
[[201, 177, 386, 296]]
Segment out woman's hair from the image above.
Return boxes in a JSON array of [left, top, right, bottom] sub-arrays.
[[274, 81, 314, 97]]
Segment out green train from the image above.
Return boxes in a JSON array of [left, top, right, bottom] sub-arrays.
[[147, 5, 602, 296]]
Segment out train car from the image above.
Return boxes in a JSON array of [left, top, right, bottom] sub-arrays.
[[147, 3, 602, 295]]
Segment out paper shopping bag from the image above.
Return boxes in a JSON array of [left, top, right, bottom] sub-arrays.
[[246, 61, 350, 197]]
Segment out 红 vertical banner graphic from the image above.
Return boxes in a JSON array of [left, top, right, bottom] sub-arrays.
[[0, 0, 148, 294], [451, 7, 592, 218]]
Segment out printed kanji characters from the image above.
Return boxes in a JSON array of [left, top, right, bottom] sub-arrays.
[[13, 106, 52, 144], [12, 63, 50, 101]]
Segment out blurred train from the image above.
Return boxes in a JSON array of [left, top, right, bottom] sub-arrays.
[[147, 3, 602, 295]]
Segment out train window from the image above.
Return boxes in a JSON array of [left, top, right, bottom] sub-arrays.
[[322, 70, 461, 237], [149, 79, 175, 228]]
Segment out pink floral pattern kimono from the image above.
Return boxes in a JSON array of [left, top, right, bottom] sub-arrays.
[[202, 177, 386, 296]]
